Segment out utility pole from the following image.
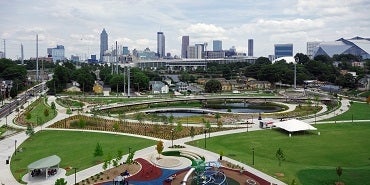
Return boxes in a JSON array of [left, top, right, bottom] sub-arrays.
[[3, 39, 5, 58], [127, 66, 130, 97], [36, 34, 39, 82], [21, 44, 24, 65], [115, 41, 118, 74]]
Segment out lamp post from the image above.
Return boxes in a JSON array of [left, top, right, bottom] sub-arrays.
[[171, 129, 174, 148], [252, 148, 255, 166], [204, 129, 207, 149], [14, 140, 17, 156], [73, 167, 77, 185]]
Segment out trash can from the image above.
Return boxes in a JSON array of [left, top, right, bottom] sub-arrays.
[[259, 122, 264, 128], [6, 159, 9, 164]]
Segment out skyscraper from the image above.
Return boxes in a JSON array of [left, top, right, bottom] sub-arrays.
[[213, 40, 222, 51], [274, 44, 293, 58], [248, 39, 253, 56], [100, 29, 108, 62], [157, 32, 165, 58], [181, 36, 189, 58]]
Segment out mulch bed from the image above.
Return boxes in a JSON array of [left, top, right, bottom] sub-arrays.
[[126, 158, 162, 181]]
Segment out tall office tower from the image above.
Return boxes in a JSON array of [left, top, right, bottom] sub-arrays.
[[181, 36, 189, 58], [157, 32, 165, 58], [122, 46, 129, 55], [213, 40, 222, 51], [100, 29, 108, 62], [187, 46, 196, 59], [274, 44, 293, 58], [195, 44, 205, 59], [248, 39, 253, 56], [306, 41, 321, 59]]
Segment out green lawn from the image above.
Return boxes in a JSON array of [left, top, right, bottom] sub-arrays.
[[10, 130, 156, 182], [325, 102, 370, 121], [27, 98, 56, 125], [187, 123, 370, 185]]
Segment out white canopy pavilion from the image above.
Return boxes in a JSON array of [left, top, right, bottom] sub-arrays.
[[27, 155, 61, 179], [273, 119, 317, 133]]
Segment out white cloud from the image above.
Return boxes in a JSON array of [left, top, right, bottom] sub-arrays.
[[0, 0, 369, 59]]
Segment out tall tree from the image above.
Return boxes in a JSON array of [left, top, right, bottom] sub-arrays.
[[156, 140, 164, 158], [275, 148, 286, 166], [94, 142, 104, 157], [204, 79, 222, 93], [336, 166, 343, 183], [54, 178, 67, 185]]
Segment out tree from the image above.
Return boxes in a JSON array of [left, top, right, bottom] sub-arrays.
[[336, 166, 343, 183], [168, 114, 174, 125], [294, 53, 309, 65], [25, 124, 35, 136], [275, 148, 286, 166], [94, 142, 103, 157], [135, 112, 145, 124], [54, 178, 67, 185], [51, 102, 56, 115], [109, 74, 125, 92], [215, 113, 221, 123], [10, 87, 17, 98], [176, 122, 183, 133], [116, 150, 123, 161], [44, 108, 49, 117], [156, 140, 164, 158], [204, 79, 222, 93], [125, 150, 135, 164], [190, 126, 195, 140], [113, 122, 119, 133]]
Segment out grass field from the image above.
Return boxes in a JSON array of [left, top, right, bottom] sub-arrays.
[[187, 123, 370, 185], [27, 98, 56, 125], [10, 130, 156, 182], [325, 102, 370, 121]]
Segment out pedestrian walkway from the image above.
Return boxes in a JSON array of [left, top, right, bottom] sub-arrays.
[[0, 97, 366, 185]]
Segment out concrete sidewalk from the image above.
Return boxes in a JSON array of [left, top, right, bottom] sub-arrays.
[[0, 97, 364, 185]]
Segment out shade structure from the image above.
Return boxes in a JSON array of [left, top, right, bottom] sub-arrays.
[[273, 119, 317, 132], [28, 155, 61, 170]]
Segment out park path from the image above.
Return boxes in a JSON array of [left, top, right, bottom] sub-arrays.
[[0, 96, 368, 185]]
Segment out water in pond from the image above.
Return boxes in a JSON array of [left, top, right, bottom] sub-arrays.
[[152, 102, 281, 117]]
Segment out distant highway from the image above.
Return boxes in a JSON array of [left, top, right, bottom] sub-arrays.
[[0, 83, 45, 119]]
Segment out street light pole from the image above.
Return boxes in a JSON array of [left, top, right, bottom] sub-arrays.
[[14, 140, 17, 156], [252, 148, 255, 166], [171, 129, 174, 148], [73, 167, 77, 185], [204, 130, 207, 148]]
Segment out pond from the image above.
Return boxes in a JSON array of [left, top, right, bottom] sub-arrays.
[[150, 102, 282, 118]]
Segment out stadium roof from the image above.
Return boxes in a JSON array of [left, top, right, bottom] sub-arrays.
[[313, 36, 370, 59]]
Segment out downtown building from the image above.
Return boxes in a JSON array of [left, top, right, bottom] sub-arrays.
[[157, 32, 165, 58], [47, 45, 65, 62], [274, 44, 293, 58], [213, 40, 222, 51], [181, 36, 189, 58], [248, 39, 253, 56], [100, 29, 108, 62]]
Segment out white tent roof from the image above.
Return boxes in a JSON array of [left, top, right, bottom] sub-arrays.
[[273, 119, 317, 132]]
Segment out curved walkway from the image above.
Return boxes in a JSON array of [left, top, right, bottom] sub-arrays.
[[0, 96, 367, 185]]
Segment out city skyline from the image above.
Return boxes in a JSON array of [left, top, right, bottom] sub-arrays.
[[0, 0, 369, 60]]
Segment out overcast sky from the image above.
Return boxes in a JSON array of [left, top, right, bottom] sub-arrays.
[[1, 0, 369, 60]]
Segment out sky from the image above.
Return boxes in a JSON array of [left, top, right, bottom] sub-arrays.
[[0, 0, 369, 60]]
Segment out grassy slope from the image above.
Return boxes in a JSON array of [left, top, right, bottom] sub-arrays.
[[187, 123, 370, 185], [325, 102, 370, 121], [10, 131, 156, 181]]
